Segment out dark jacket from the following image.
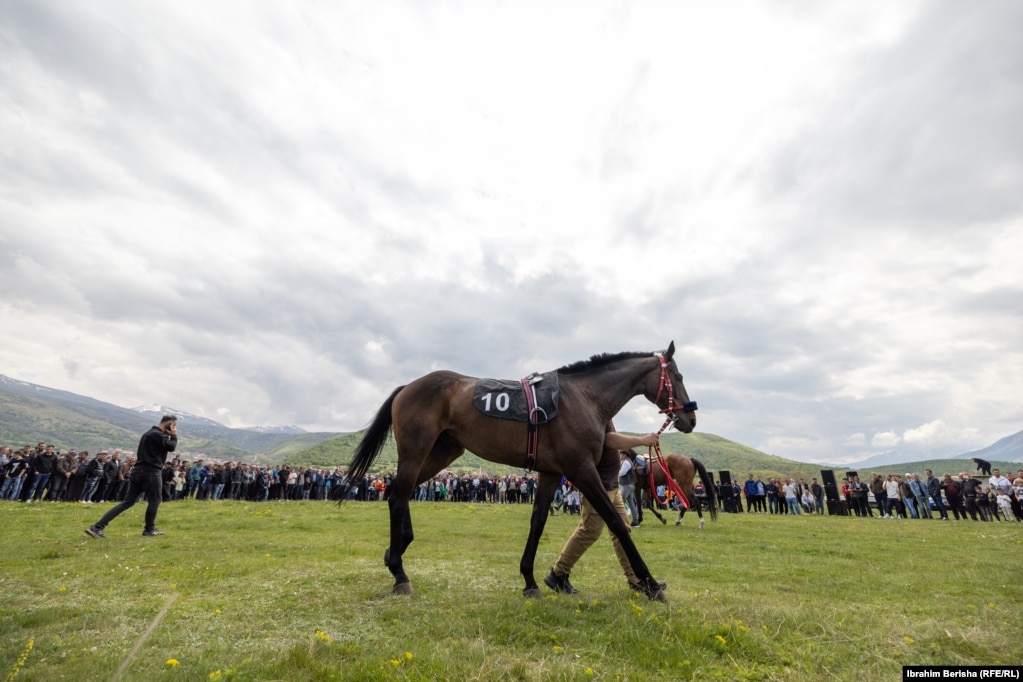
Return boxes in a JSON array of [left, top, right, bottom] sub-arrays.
[[103, 459, 120, 482], [85, 458, 104, 478], [960, 478, 983, 498], [133, 426, 177, 474], [32, 452, 57, 475]]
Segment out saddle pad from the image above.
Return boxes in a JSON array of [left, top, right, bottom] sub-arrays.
[[472, 371, 559, 423]]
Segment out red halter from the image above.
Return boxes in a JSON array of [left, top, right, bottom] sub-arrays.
[[652, 353, 697, 433], [648, 353, 697, 509]]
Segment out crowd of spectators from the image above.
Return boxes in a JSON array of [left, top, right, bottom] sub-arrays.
[[728, 468, 1023, 522], [0, 442, 545, 506], [0, 443, 350, 504], [4, 442, 1021, 524]]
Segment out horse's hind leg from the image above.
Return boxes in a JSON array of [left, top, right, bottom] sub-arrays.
[[520, 471, 560, 598], [385, 429, 465, 595], [385, 495, 415, 594]]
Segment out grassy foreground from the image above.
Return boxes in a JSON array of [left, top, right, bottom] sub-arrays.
[[1, 499, 1020, 681]]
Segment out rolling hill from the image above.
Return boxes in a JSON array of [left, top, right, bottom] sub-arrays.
[[0, 375, 342, 460]]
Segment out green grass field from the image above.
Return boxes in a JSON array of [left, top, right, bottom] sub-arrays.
[[1, 499, 1020, 681]]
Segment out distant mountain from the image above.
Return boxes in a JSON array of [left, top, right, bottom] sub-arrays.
[[245, 425, 307, 435], [130, 404, 226, 429], [0, 374, 342, 461], [962, 430, 1023, 464], [824, 428, 1023, 470]]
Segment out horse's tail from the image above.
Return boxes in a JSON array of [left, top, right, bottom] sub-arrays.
[[337, 385, 404, 505], [692, 457, 717, 521]]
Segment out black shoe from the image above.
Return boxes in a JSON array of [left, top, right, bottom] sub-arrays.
[[543, 570, 579, 594], [85, 526, 105, 539], [142, 529, 165, 536]]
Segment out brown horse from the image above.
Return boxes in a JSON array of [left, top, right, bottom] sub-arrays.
[[636, 453, 717, 529], [343, 342, 697, 599]]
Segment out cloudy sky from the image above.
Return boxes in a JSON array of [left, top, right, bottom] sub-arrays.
[[2, 1, 1020, 465]]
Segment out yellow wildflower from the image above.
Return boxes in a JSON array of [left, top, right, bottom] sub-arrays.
[[167, 658, 180, 667]]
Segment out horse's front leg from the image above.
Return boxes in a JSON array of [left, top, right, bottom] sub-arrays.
[[520, 471, 560, 598]]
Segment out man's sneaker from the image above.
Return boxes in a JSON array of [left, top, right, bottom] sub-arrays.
[[142, 529, 166, 537], [543, 569, 580, 594], [84, 526, 105, 539]]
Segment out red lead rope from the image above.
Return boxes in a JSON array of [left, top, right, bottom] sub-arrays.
[[647, 415, 690, 510]]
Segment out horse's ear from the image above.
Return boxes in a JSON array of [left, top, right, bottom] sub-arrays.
[[665, 341, 675, 359]]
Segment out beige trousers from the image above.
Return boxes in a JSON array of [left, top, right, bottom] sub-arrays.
[[553, 488, 637, 583]]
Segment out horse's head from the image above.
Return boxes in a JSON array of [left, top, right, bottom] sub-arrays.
[[653, 341, 697, 433]]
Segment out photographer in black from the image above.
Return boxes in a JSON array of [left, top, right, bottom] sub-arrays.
[[85, 415, 178, 538]]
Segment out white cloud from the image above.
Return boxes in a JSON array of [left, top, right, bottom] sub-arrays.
[[1, 0, 1021, 465]]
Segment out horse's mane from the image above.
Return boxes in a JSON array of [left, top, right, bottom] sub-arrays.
[[556, 351, 652, 375]]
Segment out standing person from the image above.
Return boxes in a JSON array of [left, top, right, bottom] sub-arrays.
[[782, 478, 801, 515], [26, 444, 58, 502], [869, 473, 887, 519], [67, 451, 89, 502], [960, 473, 983, 521], [544, 425, 663, 598], [618, 450, 641, 527], [840, 478, 854, 512], [85, 416, 178, 538], [765, 478, 779, 514], [98, 451, 120, 502], [884, 475, 902, 518], [910, 473, 931, 519], [743, 475, 759, 513], [49, 449, 78, 502], [850, 476, 871, 518], [81, 452, 106, 503], [810, 478, 824, 515], [899, 475, 918, 519], [988, 469, 1012, 497], [0, 448, 30, 501], [925, 470, 948, 521], [112, 455, 134, 501], [943, 474, 964, 520]]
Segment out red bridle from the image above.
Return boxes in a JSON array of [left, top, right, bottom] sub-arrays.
[[648, 352, 699, 509], [653, 353, 697, 434]]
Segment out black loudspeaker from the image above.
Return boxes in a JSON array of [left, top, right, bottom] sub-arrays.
[[717, 470, 732, 500], [827, 499, 849, 516], [821, 469, 840, 502]]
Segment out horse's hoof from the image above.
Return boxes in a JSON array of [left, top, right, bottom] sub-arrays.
[[392, 582, 413, 596], [651, 590, 668, 603], [522, 587, 542, 599], [674, 520, 682, 526], [699, 519, 705, 530], [659, 518, 667, 525]]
